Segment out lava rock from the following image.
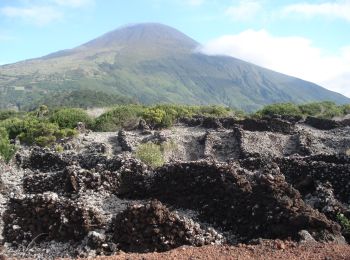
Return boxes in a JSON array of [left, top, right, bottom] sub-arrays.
[[112, 200, 224, 252], [3, 192, 105, 244]]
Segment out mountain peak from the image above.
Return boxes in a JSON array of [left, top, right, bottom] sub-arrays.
[[1, 23, 349, 111], [82, 23, 199, 50]]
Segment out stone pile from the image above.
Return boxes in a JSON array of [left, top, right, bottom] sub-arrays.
[[305, 117, 345, 130], [124, 161, 344, 243], [3, 192, 104, 245], [112, 200, 224, 252]]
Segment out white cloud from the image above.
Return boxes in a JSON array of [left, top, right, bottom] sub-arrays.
[[200, 29, 350, 97], [1, 6, 62, 25], [53, 0, 94, 8], [283, 0, 350, 22], [225, 0, 262, 21]]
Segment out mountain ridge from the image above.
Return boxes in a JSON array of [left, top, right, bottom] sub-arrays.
[[0, 23, 348, 111]]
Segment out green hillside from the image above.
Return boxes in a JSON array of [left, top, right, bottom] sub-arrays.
[[0, 23, 348, 111]]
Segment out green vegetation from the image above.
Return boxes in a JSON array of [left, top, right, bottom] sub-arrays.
[[0, 127, 17, 163], [0, 89, 136, 111], [50, 108, 93, 129], [94, 104, 236, 131], [55, 144, 64, 153], [20, 90, 136, 111], [256, 103, 301, 117], [0, 107, 79, 149], [341, 104, 350, 115], [93, 105, 145, 131], [1, 117, 77, 147], [0, 101, 349, 159], [255, 101, 350, 119], [0, 110, 25, 121], [135, 143, 165, 168], [135, 139, 179, 168], [336, 213, 350, 234]]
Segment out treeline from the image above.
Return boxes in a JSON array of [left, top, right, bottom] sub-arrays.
[[1, 101, 349, 162]]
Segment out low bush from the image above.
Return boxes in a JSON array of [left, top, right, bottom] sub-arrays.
[[341, 104, 350, 115], [336, 213, 350, 234], [55, 144, 64, 153], [18, 120, 60, 146], [50, 108, 93, 129], [195, 105, 233, 117], [255, 103, 302, 117], [94, 104, 235, 131], [299, 101, 343, 119], [0, 127, 17, 163], [0, 110, 24, 121], [0, 116, 77, 147], [142, 107, 172, 128], [255, 101, 349, 119], [93, 105, 144, 132], [135, 143, 165, 168], [0, 117, 27, 139]]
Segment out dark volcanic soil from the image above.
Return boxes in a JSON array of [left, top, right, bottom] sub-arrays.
[[1, 116, 350, 259]]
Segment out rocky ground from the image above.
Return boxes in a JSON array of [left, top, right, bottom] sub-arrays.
[[1, 116, 350, 259]]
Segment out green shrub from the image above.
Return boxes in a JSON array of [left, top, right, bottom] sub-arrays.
[[0, 127, 17, 163], [135, 143, 165, 168], [93, 104, 237, 131], [18, 121, 60, 147], [255, 103, 302, 117], [0, 110, 24, 121], [54, 128, 78, 139], [342, 104, 350, 115], [255, 101, 348, 119], [34, 135, 57, 147], [93, 105, 144, 131], [0, 115, 77, 147], [142, 107, 174, 128], [336, 213, 350, 234], [195, 105, 232, 117], [299, 101, 343, 119], [298, 102, 324, 117], [0, 117, 27, 139], [64, 128, 78, 137], [55, 144, 64, 153], [142, 105, 234, 128], [50, 108, 93, 129]]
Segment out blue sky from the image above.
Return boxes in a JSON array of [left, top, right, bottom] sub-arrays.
[[0, 0, 350, 96]]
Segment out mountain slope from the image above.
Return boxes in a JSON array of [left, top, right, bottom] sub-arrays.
[[0, 23, 348, 111]]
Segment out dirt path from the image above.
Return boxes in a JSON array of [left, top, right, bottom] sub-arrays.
[[91, 242, 350, 260]]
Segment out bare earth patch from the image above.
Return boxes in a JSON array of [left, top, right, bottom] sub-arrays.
[[89, 241, 350, 260]]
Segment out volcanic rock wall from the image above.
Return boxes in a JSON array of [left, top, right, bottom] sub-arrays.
[[1, 116, 350, 258]]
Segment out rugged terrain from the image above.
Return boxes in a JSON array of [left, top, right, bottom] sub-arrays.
[[1, 23, 349, 111], [1, 115, 350, 259]]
